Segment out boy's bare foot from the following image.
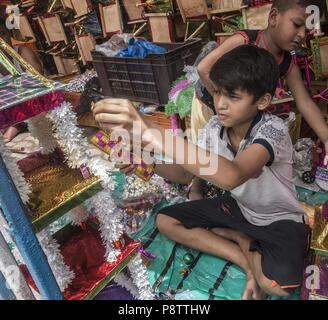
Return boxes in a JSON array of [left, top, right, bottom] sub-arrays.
[[211, 228, 268, 300], [243, 274, 266, 300]]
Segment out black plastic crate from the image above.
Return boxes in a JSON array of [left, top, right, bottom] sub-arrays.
[[91, 38, 203, 106]]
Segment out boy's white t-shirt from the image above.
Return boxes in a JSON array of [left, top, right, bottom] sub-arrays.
[[198, 112, 307, 227]]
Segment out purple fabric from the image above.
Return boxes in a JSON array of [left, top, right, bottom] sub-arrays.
[[317, 257, 328, 298], [94, 282, 136, 300], [301, 254, 328, 299], [323, 202, 328, 223]]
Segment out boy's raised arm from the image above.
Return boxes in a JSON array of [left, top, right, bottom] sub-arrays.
[[197, 35, 245, 96], [146, 128, 270, 191], [93, 99, 271, 191], [115, 162, 194, 184], [286, 64, 328, 165]]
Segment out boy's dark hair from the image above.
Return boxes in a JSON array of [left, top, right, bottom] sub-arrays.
[[0, 23, 11, 42], [272, 0, 318, 13], [209, 45, 280, 102], [0, 17, 9, 33]]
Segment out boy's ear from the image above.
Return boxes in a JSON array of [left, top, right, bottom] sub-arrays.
[[268, 8, 279, 27], [256, 93, 272, 111]]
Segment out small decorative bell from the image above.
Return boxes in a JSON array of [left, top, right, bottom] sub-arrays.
[[179, 268, 189, 277]]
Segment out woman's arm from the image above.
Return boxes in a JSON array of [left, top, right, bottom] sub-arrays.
[[286, 64, 328, 164], [197, 34, 245, 96]]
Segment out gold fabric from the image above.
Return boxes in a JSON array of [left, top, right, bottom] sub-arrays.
[[25, 163, 99, 221], [299, 202, 315, 229], [311, 204, 328, 254], [77, 112, 100, 128]]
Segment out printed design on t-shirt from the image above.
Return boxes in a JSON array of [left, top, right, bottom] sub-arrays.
[[198, 116, 221, 150], [197, 129, 211, 149], [257, 123, 285, 145]]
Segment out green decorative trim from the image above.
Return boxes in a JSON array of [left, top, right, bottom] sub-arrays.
[[311, 38, 323, 80], [312, 248, 328, 257], [84, 251, 138, 300], [32, 182, 103, 233]]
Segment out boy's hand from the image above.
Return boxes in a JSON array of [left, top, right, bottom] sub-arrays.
[[92, 98, 148, 137]]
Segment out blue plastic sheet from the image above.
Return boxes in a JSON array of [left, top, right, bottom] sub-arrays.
[[116, 39, 167, 58]]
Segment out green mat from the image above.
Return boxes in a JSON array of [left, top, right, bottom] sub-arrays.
[[297, 186, 328, 206], [131, 199, 300, 300]]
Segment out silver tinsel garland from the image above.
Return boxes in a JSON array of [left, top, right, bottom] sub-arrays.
[[27, 114, 59, 154], [37, 228, 75, 291], [0, 132, 75, 293], [68, 205, 90, 227], [47, 102, 125, 261], [114, 273, 139, 299], [25, 112, 81, 291], [47, 102, 89, 169], [91, 191, 124, 262], [0, 133, 31, 204], [128, 253, 154, 300], [1, 100, 154, 299], [43, 101, 152, 298], [65, 70, 97, 93]]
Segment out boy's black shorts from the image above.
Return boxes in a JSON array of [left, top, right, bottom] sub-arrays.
[[158, 194, 310, 293]]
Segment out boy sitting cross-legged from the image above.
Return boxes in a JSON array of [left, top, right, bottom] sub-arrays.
[[92, 45, 310, 300]]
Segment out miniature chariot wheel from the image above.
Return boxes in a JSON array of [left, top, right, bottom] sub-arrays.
[[302, 171, 315, 184]]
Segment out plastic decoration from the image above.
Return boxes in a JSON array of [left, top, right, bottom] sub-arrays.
[[90, 130, 155, 182], [311, 204, 328, 255]]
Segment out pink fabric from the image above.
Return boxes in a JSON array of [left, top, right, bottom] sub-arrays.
[[0, 91, 64, 130]]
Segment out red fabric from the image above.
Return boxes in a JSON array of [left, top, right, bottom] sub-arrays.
[[250, 0, 272, 7], [20, 224, 140, 300], [274, 88, 286, 99], [17, 149, 65, 174], [62, 91, 81, 110], [0, 91, 64, 130], [17, 153, 51, 174]]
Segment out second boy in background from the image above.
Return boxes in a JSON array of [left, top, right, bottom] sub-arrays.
[[197, 0, 328, 165]]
